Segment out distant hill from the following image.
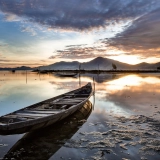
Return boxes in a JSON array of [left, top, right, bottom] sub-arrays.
[[38, 57, 160, 70], [81, 57, 133, 70], [39, 61, 79, 70], [0, 57, 160, 71], [149, 62, 160, 69], [0, 66, 32, 71], [38, 57, 132, 70]]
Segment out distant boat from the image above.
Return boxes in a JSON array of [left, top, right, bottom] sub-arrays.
[[39, 70, 48, 74], [12, 70, 15, 73], [0, 83, 92, 135], [55, 72, 77, 77]]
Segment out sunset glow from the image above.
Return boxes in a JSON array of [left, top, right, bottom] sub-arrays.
[[1, 1, 160, 159], [0, 0, 160, 68]]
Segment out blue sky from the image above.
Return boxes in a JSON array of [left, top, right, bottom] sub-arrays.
[[0, 0, 160, 67]]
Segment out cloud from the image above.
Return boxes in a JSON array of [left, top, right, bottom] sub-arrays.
[[21, 26, 37, 36], [4, 13, 21, 22], [0, 42, 8, 47], [0, 58, 10, 62], [50, 46, 103, 59], [49, 44, 120, 59], [49, 7, 160, 60], [0, 0, 160, 63], [0, 0, 159, 31], [0, 59, 46, 67], [106, 9, 160, 58]]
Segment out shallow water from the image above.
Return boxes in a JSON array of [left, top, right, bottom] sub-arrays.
[[0, 71, 160, 160]]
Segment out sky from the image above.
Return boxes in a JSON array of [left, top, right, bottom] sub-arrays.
[[0, 0, 160, 67]]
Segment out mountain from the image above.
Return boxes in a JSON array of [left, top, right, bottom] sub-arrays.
[[0, 57, 160, 71], [132, 62, 150, 69], [39, 61, 79, 70], [39, 57, 160, 70], [81, 57, 133, 70], [149, 62, 160, 69], [132, 62, 160, 69], [39, 57, 133, 70]]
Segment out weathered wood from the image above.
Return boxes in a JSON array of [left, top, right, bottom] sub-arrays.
[[71, 97, 88, 99], [42, 102, 54, 104], [53, 102, 77, 105], [61, 105, 67, 109], [23, 110, 63, 114], [67, 94, 89, 96], [15, 112, 51, 117], [4, 115, 38, 119], [60, 100, 82, 103], [62, 98, 84, 101], [30, 108, 63, 111], [64, 94, 75, 96], [0, 123, 6, 125]]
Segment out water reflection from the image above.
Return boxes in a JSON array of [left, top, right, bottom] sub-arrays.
[[0, 71, 160, 159], [0, 71, 85, 116], [3, 101, 92, 160], [95, 74, 160, 118], [0, 71, 160, 118]]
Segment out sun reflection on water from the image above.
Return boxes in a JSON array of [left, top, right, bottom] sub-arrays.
[[0, 71, 160, 119]]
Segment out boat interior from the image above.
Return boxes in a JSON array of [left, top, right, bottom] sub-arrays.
[[0, 84, 92, 125]]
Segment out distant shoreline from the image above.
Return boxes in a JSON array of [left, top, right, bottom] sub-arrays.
[[0, 69, 160, 73], [38, 69, 160, 73]]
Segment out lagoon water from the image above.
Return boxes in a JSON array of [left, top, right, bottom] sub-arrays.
[[0, 71, 160, 160]]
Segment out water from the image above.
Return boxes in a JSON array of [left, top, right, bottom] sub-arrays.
[[0, 71, 160, 160]]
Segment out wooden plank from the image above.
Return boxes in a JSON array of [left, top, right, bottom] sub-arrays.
[[42, 99, 84, 104], [30, 108, 63, 111], [71, 98, 86, 100], [65, 94, 88, 96], [4, 115, 38, 119], [61, 100, 82, 102], [53, 102, 77, 105], [63, 98, 84, 100], [42, 102, 54, 104], [42, 99, 62, 104], [61, 105, 67, 109], [15, 112, 51, 117], [65, 94, 75, 96], [0, 122, 6, 126], [22, 110, 63, 114]]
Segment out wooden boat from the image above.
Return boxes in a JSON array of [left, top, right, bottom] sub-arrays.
[[0, 83, 92, 135], [3, 101, 92, 159]]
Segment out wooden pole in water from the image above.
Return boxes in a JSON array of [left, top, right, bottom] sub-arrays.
[[79, 63, 81, 87], [93, 77, 95, 95], [79, 73, 81, 87], [26, 70, 27, 84], [92, 77, 95, 110], [39, 67, 41, 81]]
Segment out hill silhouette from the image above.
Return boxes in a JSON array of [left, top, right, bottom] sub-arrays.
[[0, 57, 160, 71], [38, 57, 160, 70]]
